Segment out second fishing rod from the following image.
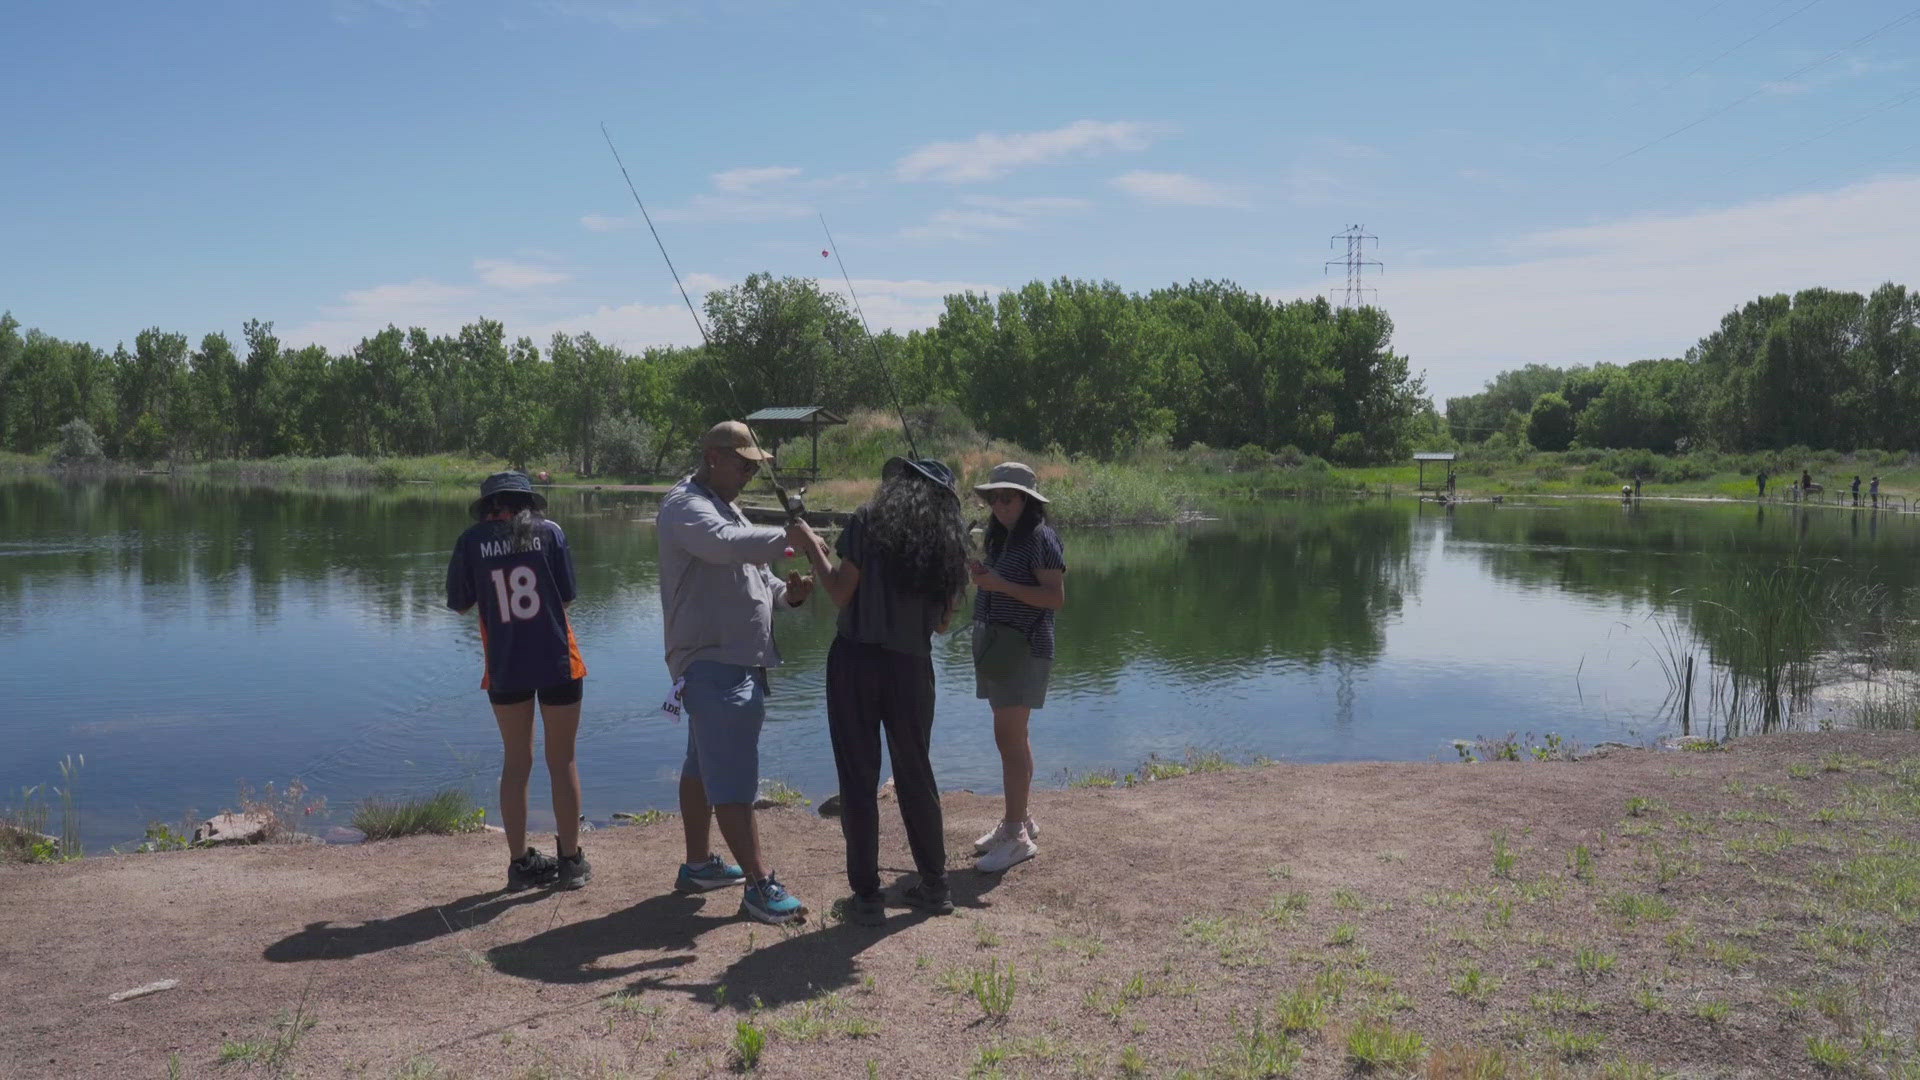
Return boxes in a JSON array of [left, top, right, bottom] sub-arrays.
[[600, 123, 807, 525]]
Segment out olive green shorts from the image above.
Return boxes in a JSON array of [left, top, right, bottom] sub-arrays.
[[973, 633, 1053, 709]]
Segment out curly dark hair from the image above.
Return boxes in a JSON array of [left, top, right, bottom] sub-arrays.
[[863, 473, 969, 601]]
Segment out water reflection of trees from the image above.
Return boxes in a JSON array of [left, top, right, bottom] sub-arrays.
[[1447, 502, 1920, 732], [1041, 502, 1420, 684], [0, 479, 671, 630]]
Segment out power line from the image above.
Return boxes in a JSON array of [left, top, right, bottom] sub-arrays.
[[1612, 0, 1828, 120], [1604, 6, 1920, 167]]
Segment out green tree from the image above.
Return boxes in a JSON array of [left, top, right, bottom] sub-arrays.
[[1526, 392, 1576, 451]]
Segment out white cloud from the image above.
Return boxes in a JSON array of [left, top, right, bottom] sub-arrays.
[[713, 166, 803, 192], [900, 194, 1090, 241], [1267, 174, 1920, 402], [895, 120, 1169, 183], [1110, 170, 1247, 208], [474, 258, 569, 289]]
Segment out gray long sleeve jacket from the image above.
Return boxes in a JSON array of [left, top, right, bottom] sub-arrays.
[[655, 475, 793, 679]]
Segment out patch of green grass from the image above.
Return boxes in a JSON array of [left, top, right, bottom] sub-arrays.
[[1448, 964, 1499, 1006], [1118, 1045, 1148, 1077], [1693, 999, 1731, 1024], [963, 959, 1017, 1021], [1263, 891, 1310, 921], [1182, 916, 1267, 966], [352, 788, 486, 840], [1210, 1012, 1302, 1078], [1491, 831, 1517, 879], [1575, 946, 1617, 979], [1328, 923, 1358, 947], [1806, 1036, 1857, 1073], [612, 809, 673, 826], [1530, 990, 1598, 1017], [1049, 932, 1106, 958], [1603, 892, 1677, 925], [1568, 843, 1596, 882], [218, 1004, 318, 1071], [1703, 940, 1756, 968], [1332, 888, 1364, 911], [1273, 984, 1333, 1035], [1067, 769, 1120, 789], [1789, 762, 1817, 780], [1484, 896, 1516, 929], [755, 780, 809, 809], [1542, 1027, 1606, 1062], [1344, 1020, 1425, 1073], [1625, 796, 1665, 817], [731, 1019, 766, 1070]]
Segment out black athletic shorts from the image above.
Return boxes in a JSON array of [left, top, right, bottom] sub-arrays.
[[487, 678, 584, 707]]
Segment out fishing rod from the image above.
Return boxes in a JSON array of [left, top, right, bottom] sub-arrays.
[[599, 122, 806, 524], [818, 213, 918, 461]]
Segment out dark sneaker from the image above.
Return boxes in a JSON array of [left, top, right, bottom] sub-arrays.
[[675, 854, 747, 893], [902, 879, 954, 915], [848, 892, 886, 927], [556, 848, 591, 890], [740, 873, 807, 925], [506, 847, 559, 891]]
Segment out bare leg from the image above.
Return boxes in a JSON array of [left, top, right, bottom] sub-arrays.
[[492, 700, 537, 859], [680, 771, 713, 864], [540, 701, 582, 856], [712, 804, 768, 882], [992, 705, 1034, 827]]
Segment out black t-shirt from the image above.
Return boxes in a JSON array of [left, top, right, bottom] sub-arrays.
[[834, 507, 954, 658]]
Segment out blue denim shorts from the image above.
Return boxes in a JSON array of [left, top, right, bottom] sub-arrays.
[[680, 661, 767, 805]]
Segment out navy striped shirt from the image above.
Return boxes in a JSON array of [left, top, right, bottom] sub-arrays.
[[972, 524, 1066, 659]]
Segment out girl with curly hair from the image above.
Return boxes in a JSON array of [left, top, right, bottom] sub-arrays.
[[791, 457, 970, 925]]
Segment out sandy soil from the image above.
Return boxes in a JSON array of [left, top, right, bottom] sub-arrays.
[[3, 731, 1917, 1080]]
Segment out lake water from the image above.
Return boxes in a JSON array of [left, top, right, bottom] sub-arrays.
[[4, 477, 1914, 852]]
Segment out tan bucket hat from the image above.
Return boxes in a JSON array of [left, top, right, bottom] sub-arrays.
[[699, 420, 774, 461], [971, 461, 1049, 504]]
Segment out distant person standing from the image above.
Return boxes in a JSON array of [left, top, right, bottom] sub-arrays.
[[445, 472, 591, 892], [1872, 476, 1882, 508], [1633, 473, 1642, 499], [1757, 469, 1768, 498], [1852, 476, 1862, 506], [656, 420, 818, 925], [1802, 469, 1814, 496], [968, 463, 1067, 874]]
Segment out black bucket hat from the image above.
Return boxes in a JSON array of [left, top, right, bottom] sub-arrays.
[[469, 471, 547, 520], [882, 456, 958, 496]]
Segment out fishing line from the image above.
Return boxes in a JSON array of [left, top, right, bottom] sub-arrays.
[[818, 213, 919, 461]]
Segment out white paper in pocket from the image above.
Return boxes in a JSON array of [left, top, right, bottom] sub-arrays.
[[659, 676, 687, 722]]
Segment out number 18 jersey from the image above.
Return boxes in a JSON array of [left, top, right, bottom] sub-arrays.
[[445, 518, 588, 691]]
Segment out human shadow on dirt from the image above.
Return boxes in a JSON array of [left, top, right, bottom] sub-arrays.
[[491, 871, 1005, 1010], [263, 888, 552, 962]]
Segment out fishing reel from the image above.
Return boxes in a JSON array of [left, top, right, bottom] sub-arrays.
[[779, 483, 808, 524]]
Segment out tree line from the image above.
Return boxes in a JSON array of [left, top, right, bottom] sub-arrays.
[[1444, 283, 1920, 453], [0, 276, 1432, 472]]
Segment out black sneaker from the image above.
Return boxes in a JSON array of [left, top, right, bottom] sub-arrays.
[[556, 848, 592, 890], [902, 879, 954, 915], [507, 847, 559, 891], [849, 892, 886, 927]]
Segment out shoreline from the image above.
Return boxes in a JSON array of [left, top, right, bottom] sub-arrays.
[[4, 730, 1915, 1078]]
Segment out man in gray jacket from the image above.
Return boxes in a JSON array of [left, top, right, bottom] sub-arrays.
[[656, 420, 816, 923]]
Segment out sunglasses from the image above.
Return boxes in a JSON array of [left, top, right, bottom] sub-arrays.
[[982, 491, 1022, 506]]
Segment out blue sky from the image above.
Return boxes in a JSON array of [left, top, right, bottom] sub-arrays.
[[5, 0, 1918, 401]]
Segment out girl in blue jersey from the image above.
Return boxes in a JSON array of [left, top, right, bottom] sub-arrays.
[[446, 472, 591, 891]]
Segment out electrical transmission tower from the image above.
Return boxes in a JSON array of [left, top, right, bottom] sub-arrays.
[[1325, 224, 1381, 308]]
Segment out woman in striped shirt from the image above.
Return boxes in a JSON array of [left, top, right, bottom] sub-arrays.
[[967, 462, 1067, 873]]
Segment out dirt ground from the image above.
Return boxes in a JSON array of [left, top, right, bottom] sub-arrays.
[[3, 731, 1917, 1080]]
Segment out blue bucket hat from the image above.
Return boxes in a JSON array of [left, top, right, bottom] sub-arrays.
[[882, 456, 958, 496], [469, 471, 547, 520]]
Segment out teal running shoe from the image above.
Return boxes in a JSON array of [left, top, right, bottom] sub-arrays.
[[675, 854, 746, 893], [741, 873, 807, 924]]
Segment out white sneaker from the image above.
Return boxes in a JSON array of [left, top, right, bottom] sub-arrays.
[[973, 818, 1039, 853], [975, 826, 1037, 873]]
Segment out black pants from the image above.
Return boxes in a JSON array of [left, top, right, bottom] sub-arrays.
[[825, 637, 946, 897]]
